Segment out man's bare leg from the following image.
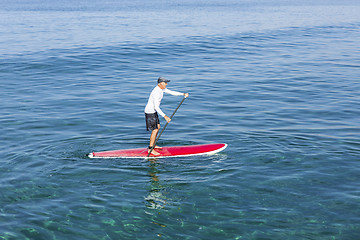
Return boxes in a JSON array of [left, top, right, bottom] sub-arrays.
[[149, 124, 160, 155]]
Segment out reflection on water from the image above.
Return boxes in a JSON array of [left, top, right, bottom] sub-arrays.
[[145, 159, 168, 210], [144, 158, 169, 236]]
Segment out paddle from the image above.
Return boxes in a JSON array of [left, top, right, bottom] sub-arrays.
[[147, 96, 187, 157]]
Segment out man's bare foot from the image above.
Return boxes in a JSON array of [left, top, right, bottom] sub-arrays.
[[154, 145, 162, 149], [148, 149, 160, 156]]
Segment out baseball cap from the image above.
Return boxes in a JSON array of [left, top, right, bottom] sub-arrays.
[[157, 77, 171, 83]]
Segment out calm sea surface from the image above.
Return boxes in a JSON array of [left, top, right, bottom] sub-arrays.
[[1, 0, 360, 239]]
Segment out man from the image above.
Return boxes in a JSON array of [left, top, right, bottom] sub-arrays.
[[145, 77, 189, 155]]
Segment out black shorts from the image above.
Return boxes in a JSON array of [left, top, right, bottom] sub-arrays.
[[145, 112, 160, 131]]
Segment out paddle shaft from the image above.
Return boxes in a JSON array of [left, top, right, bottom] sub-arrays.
[[147, 96, 186, 157]]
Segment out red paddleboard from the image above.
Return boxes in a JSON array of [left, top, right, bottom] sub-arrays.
[[89, 143, 227, 158]]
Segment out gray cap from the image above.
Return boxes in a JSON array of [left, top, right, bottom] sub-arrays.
[[157, 77, 171, 83]]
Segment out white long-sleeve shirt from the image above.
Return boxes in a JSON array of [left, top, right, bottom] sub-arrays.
[[144, 86, 183, 117]]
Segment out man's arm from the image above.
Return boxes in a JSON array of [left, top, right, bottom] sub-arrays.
[[165, 88, 189, 98], [154, 97, 166, 118], [164, 88, 184, 96]]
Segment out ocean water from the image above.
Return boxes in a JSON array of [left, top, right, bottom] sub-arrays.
[[1, 0, 360, 239]]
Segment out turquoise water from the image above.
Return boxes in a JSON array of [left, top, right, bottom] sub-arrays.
[[1, 0, 360, 239]]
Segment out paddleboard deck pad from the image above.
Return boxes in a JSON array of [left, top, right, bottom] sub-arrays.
[[89, 143, 227, 158]]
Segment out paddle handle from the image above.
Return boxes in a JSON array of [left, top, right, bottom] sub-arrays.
[[147, 96, 187, 157]]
